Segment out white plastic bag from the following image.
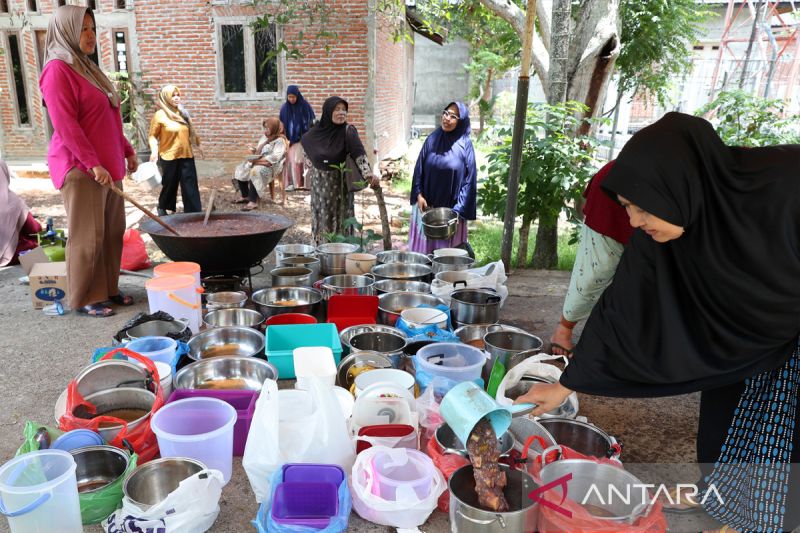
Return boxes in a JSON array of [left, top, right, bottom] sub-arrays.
[[430, 260, 509, 307], [103, 469, 224, 533], [243, 377, 356, 502], [495, 354, 579, 418], [350, 446, 445, 528]]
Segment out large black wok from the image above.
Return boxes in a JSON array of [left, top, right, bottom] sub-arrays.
[[140, 212, 293, 272]]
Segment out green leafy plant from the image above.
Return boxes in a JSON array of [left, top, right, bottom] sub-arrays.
[[322, 162, 383, 250], [107, 71, 154, 151], [696, 90, 800, 147]]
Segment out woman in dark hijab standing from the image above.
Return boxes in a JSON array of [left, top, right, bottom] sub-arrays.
[[279, 85, 315, 190], [516, 112, 800, 531], [301, 96, 378, 244]]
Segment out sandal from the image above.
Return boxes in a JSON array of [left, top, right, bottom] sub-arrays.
[[233, 198, 249, 204], [549, 342, 574, 357], [241, 202, 258, 211], [77, 303, 115, 317], [661, 486, 701, 514], [109, 293, 134, 306]]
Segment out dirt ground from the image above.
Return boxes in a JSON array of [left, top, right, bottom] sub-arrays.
[[0, 171, 723, 531]]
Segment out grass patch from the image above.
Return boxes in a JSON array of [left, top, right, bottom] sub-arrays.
[[390, 173, 412, 196], [469, 220, 577, 271]]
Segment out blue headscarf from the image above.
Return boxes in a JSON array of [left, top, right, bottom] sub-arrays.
[[279, 85, 315, 143], [410, 101, 477, 220]]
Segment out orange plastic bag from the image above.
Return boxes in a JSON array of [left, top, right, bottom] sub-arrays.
[[425, 432, 469, 512], [121, 228, 151, 271], [59, 348, 164, 462]]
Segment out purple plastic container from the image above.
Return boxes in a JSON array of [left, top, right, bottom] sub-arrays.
[[271, 482, 338, 528], [282, 464, 345, 486], [167, 389, 257, 456]]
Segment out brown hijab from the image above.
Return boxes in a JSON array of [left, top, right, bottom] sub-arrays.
[[264, 118, 289, 152], [0, 161, 30, 267], [43, 6, 119, 108]]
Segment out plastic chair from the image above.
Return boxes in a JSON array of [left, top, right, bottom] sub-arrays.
[[265, 313, 318, 326]]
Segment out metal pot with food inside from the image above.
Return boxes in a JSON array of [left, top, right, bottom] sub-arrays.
[[315, 274, 375, 300], [270, 266, 313, 287], [449, 288, 502, 328], [371, 262, 432, 283], [335, 351, 394, 390], [431, 255, 475, 274], [279, 255, 321, 284], [174, 356, 279, 391], [187, 326, 265, 360], [377, 291, 446, 326], [79, 387, 156, 442], [315, 242, 360, 276], [274, 243, 316, 267]]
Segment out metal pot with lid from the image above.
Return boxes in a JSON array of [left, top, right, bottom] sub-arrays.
[[449, 288, 502, 328]]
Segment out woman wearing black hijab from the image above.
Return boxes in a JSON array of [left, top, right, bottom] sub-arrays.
[[300, 96, 378, 244], [517, 112, 800, 531]]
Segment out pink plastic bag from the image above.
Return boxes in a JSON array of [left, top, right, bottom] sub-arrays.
[[121, 228, 151, 271]]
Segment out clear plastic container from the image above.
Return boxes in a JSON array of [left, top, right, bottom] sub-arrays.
[[145, 275, 202, 334], [150, 397, 237, 483], [125, 336, 177, 365], [0, 449, 82, 533], [369, 448, 435, 501], [271, 482, 338, 528], [153, 262, 202, 326], [293, 346, 337, 390], [414, 342, 485, 383]]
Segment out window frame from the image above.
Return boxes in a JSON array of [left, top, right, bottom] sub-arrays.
[[3, 31, 33, 128], [27, 0, 39, 13], [214, 16, 284, 102]]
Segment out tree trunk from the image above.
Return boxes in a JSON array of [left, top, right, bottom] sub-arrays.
[[517, 214, 532, 268], [478, 68, 495, 134], [609, 89, 623, 159], [371, 186, 392, 251], [531, 213, 558, 269]]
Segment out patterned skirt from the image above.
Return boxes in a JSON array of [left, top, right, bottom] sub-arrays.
[[309, 167, 355, 245]]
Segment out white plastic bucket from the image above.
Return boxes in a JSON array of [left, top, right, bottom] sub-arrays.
[[145, 274, 202, 334], [154, 262, 203, 327], [0, 449, 81, 533], [293, 347, 337, 390], [368, 448, 436, 501], [131, 161, 162, 189]]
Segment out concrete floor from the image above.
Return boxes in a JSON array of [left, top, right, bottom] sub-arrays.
[[0, 260, 723, 532]]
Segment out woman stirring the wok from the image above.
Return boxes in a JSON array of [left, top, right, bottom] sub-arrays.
[[516, 112, 800, 532]]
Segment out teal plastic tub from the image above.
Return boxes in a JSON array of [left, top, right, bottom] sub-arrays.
[[265, 323, 342, 379]]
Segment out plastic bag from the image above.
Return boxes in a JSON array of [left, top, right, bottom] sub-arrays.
[[425, 431, 469, 512], [59, 348, 165, 462], [415, 377, 447, 452], [15, 421, 64, 456], [495, 354, 579, 418], [349, 445, 445, 528], [80, 453, 138, 524], [430, 260, 509, 306], [103, 469, 224, 533], [252, 468, 352, 533], [120, 229, 151, 271], [243, 377, 356, 503]]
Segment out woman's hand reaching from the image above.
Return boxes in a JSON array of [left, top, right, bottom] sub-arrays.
[[513, 382, 573, 417]]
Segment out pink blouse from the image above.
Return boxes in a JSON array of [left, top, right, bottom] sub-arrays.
[[39, 60, 134, 189]]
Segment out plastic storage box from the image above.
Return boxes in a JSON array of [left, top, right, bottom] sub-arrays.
[[327, 295, 379, 331], [265, 323, 342, 379]]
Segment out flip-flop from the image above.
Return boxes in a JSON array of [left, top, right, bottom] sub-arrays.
[[77, 303, 115, 317], [233, 198, 249, 204], [549, 342, 574, 356], [661, 486, 702, 514], [109, 293, 134, 306]]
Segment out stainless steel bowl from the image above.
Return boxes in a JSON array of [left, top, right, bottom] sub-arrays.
[[375, 250, 431, 265], [377, 291, 446, 326], [421, 207, 458, 240], [270, 266, 313, 287], [124, 457, 206, 510], [435, 422, 514, 457], [335, 351, 394, 390], [251, 287, 324, 319], [348, 331, 407, 368], [371, 263, 432, 283], [71, 445, 130, 494], [186, 326, 265, 360], [125, 319, 189, 341], [74, 360, 152, 399], [373, 279, 431, 295], [339, 324, 407, 353], [203, 308, 265, 329], [279, 255, 321, 284], [431, 255, 475, 274], [81, 387, 155, 441], [174, 356, 279, 391], [205, 291, 247, 310]]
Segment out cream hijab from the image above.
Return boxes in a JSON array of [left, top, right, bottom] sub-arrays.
[[43, 6, 120, 108], [157, 85, 199, 146], [0, 161, 30, 267]]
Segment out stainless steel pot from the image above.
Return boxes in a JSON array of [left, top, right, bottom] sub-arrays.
[[270, 266, 313, 287], [316, 242, 359, 275], [431, 255, 475, 274], [371, 262, 432, 283], [81, 387, 155, 441], [449, 288, 501, 328], [174, 356, 278, 390], [435, 422, 514, 457], [186, 326, 265, 360], [205, 291, 247, 310], [203, 308, 265, 329], [335, 351, 394, 390], [315, 274, 375, 299], [125, 318, 189, 341], [251, 286, 324, 319], [124, 457, 206, 510], [348, 331, 407, 368], [71, 445, 130, 494], [340, 324, 407, 353], [483, 331, 543, 380], [538, 418, 621, 459], [375, 250, 431, 265], [373, 279, 431, 295], [449, 464, 538, 532], [508, 417, 558, 457], [74, 359, 152, 398], [274, 243, 316, 267], [434, 270, 480, 286], [421, 207, 458, 240], [377, 291, 446, 326], [279, 255, 321, 284], [454, 324, 527, 349]]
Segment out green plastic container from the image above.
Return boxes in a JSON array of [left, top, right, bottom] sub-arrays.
[[265, 323, 342, 379]]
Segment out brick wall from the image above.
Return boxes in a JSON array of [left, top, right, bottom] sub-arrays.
[[373, 12, 412, 159]]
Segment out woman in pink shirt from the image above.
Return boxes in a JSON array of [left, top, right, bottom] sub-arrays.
[[39, 6, 138, 317]]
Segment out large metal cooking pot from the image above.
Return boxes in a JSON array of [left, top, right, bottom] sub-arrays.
[[251, 286, 324, 319], [431, 255, 475, 274], [315, 274, 375, 299], [373, 279, 431, 295], [375, 250, 431, 265], [140, 212, 293, 272], [124, 318, 189, 341], [371, 263, 432, 283], [274, 243, 316, 266], [174, 356, 278, 391], [483, 331, 543, 380], [449, 464, 538, 532], [124, 457, 206, 510], [71, 445, 131, 494], [435, 422, 514, 457], [81, 387, 155, 442], [421, 207, 458, 240], [539, 459, 647, 523], [316, 243, 360, 276], [270, 266, 313, 287], [279, 255, 321, 284], [187, 326, 265, 360], [377, 291, 446, 326], [449, 288, 502, 328], [203, 308, 265, 330], [348, 331, 407, 368], [538, 418, 621, 459]]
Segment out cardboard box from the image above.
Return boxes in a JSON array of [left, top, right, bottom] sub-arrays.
[[18, 246, 49, 275], [29, 262, 68, 309]]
